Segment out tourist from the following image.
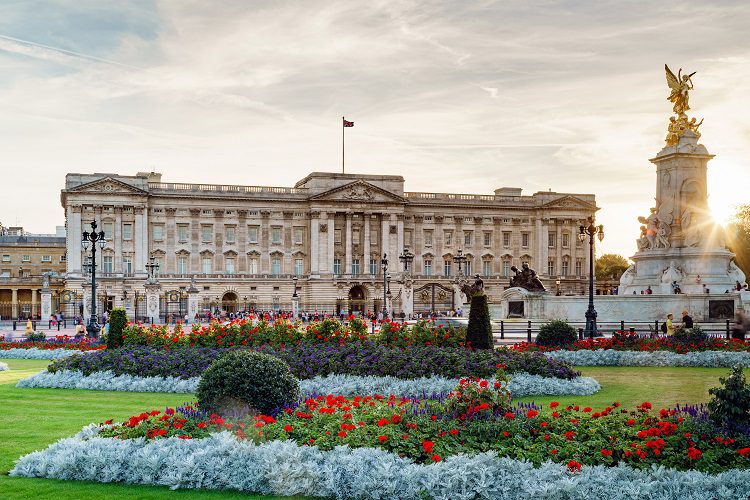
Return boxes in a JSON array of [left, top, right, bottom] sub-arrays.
[[665, 313, 675, 336], [671, 281, 681, 294], [681, 309, 694, 329], [645, 286, 653, 295], [736, 281, 743, 291], [731, 312, 748, 340]]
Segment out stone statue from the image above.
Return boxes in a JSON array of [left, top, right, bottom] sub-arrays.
[[509, 263, 546, 292], [661, 260, 685, 284], [460, 274, 485, 298], [41, 272, 51, 289], [636, 226, 650, 251], [655, 220, 671, 249], [665, 65, 695, 116], [681, 206, 701, 247], [620, 265, 636, 287]]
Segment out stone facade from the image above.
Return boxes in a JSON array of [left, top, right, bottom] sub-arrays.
[[61, 171, 597, 319], [0, 233, 66, 320]]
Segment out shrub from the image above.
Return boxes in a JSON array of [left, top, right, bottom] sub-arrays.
[[536, 320, 577, 347], [107, 308, 128, 349], [708, 366, 750, 432], [196, 351, 299, 416], [466, 294, 492, 349], [25, 331, 45, 342], [672, 326, 709, 344]]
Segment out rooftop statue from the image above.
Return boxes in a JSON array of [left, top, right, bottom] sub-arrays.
[[664, 65, 703, 147]]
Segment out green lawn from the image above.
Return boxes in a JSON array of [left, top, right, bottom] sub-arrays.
[[0, 359, 734, 499]]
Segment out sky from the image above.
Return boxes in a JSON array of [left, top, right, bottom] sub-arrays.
[[1, 0, 749, 258]]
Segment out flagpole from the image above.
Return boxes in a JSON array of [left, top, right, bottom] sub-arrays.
[[342, 116, 345, 174]]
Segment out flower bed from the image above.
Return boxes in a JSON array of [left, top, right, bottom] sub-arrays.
[[1, 339, 104, 352], [120, 317, 468, 348], [48, 343, 580, 380], [16, 370, 601, 397], [545, 350, 750, 367], [513, 335, 750, 353], [10, 396, 750, 498], [0, 347, 85, 360]]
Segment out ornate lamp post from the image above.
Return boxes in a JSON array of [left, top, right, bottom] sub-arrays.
[[453, 248, 467, 276], [81, 221, 106, 337], [145, 256, 160, 284], [578, 216, 604, 339], [291, 275, 299, 319], [398, 248, 414, 274], [380, 253, 389, 320]]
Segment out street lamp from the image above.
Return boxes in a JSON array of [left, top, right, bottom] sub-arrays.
[[453, 248, 467, 276], [398, 248, 414, 273], [292, 275, 299, 298], [145, 256, 160, 283], [291, 275, 299, 319], [381, 253, 388, 320], [578, 216, 604, 339], [81, 221, 106, 337]]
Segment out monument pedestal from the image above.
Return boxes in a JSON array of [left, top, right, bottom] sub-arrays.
[[41, 288, 52, 323], [187, 277, 199, 323], [144, 283, 161, 324]]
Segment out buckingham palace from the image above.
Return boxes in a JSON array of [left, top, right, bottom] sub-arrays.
[[60, 171, 597, 319]]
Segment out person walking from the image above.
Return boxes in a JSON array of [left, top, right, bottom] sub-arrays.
[[681, 309, 694, 329], [665, 313, 675, 336]]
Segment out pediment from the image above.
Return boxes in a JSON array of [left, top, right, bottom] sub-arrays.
[[541, 195, 596, 211], [310, 180, 406, 204], [68, 177, 147, 195]]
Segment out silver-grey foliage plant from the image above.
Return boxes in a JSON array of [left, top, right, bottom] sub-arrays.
[[545, 350, 750, 367]]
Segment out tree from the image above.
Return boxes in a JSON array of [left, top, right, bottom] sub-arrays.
[[595, 254, 630, 281], [106, 308, 127, 349], [466, 293, 493, 349], [726, 204, 750, 278]]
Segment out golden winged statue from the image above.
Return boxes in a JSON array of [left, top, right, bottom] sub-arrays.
[[665, 64, 695, 116]]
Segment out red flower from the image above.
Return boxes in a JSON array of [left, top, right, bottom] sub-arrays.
[[567, 460, 582, 473], [687, 447, 702, 460], [378, 435, 388, 443], [737, 448, 750, 457], [601, 448, 613, 457], [391, 414, 402, 424], [422, 440, 435, 454], [449, 429, 460, 435], [377, 418, 390, 427], [550, 401, 559, 409], [526, 409, 538, 418], [283, 424, 293, 432], [583, 407, 592, 413], [550, 449, 558, 455], [338, 431, 347, 438], [504, 412, 515, 420], [564, 431, 575, 441], [431, 454, 442, 462], [626, 419, 636, 426], [479, 380, 489, 388]]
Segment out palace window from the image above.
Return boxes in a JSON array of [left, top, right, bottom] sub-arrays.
[[423, 259, 433, 276], [202, 256, 212, 274], [444, 231, 452, 246], [294, 227, 304, 245], [352, 258, 360, 275], [201, 225, 213, 243], [521, 232, 529, 248], [547, 259, 555, 276], [464, 231, 473, 246], [60, 254, 66, 263], [122, 223, 132, 241], [177, 256, 187, 274], [295, 258, 304, 276], [153, 257, 162, 275], [247, 226, 259, 243], [503, 261, 511, 277], [483, 232, 492, 247], [575, 259, 583, 277], [424, 230, 433, 246], [370, 258, 378, 275], [41, 255, 51, 263], [271, 258, 281, 275], [271, 227, 282, 244], [22, 254, 30, 262], [1, 255, 9, 262], [334, 229, 342, 245], [371, 228, 378, 245], [548, 232, 556, 248], [333, 258, 342, 275], [177, 224, 188, 242], [404, 230, 413, 247], [562, 259, 569, 276], [503, 232, 511, 247], [562, 232, 569, 248], [443, 260, 452, 277], [225, 257, 236, 274], [102, 255, 113, 273], [123, 256, 133, 274], [152, 224, 164, 241], [249, 257, 259, 274], [225, 226, 236, 243], [483, 260, 492, 277], [465, 260, 472, 275], [102, 222, 113, 240]]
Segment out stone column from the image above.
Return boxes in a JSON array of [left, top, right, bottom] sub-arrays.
[[114, 206, 123, 272], [345, 213, 353, 274], [401, 278, 414, 318], [326, 213, 334, 274], [134, 206, 145, 275], [41, 286, 52, 323], [292, 294, 300, 319], [556, 219, 563, 277], [381, 214, 389, 261], [144, 282, 162, 324], [31, 289, 37, 318], [68, 205, 83, 275], [310, 211, 320, 275], [363, 213, 370, 273], [397, 214, 404, 257], [82, 283, 92, 322], [11, 288, 18, 319]]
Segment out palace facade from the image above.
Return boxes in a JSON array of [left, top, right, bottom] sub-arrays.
[[61, 171, 597, 319]]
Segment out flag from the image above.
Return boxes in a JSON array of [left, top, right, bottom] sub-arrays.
[[343, 118, 354, 127]]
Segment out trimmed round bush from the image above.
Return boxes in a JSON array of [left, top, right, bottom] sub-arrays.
[[672, 326, 709, 344], [197, 350, 299, 416], [536, 320, 577, 347]]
